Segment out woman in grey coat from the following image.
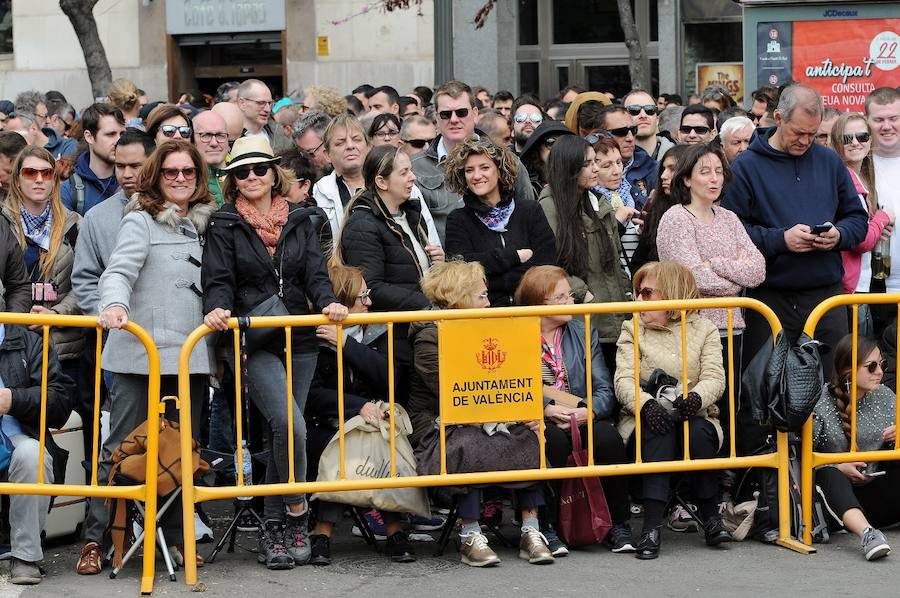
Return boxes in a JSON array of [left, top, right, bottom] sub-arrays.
[[91, 140, 215, 570]]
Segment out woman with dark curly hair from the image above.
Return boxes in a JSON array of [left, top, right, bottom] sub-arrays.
[[442, 137, 557, 306]]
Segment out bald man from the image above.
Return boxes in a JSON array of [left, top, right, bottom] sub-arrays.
[[193, 110, 230, 206], [212, 102, 244, 143], [236, 79, 273, 139]]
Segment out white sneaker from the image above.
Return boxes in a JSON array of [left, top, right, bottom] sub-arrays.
[[195, 512, 214, 543]]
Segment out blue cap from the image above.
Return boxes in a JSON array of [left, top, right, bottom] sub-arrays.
[[272, 97, 294, 114]]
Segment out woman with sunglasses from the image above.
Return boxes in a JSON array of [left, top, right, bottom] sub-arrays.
[[614, 261, 730, 559], [305, 264, 417, 565], [97, 140, 216, 569], [540, 135, 631, 373], [145, 103, 193, 146], [829, 113, 893, 295], [203, 136, 348, 570], [368, 113, 403, 149], [442, 137, 556, 307], [812, 333, 898, 561]]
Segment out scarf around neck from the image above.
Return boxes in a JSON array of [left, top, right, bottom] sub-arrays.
[[235, 194, 289, 256], [20, 203, 52, 251], [594, 177, 634, 209], [476, 197, 516, 232]]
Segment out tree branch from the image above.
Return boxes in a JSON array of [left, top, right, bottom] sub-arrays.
[[59, 0, 112, 99]]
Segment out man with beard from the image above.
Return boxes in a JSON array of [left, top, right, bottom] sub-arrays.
[[60, 103, 125, 215], [511, 97, 545, 154], [623, 88, 674, 161]]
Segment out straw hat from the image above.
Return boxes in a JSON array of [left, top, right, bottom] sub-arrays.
[[222, 135, 281, 171]]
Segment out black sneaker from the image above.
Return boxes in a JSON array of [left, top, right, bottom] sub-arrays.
[[604, 522, 636, 553], [257, 520, 294, 570], [386, 531, 417, 563], [542, 525, 569, 557], [703, 517, 733, 547], [309, 534, 332, 566]]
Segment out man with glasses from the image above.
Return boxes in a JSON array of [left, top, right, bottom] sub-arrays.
[[61, 104, 125, 215], [815, 107, 843, 146], [677, 104, 717, 145], [193, 110, 230, 206], [749, 86, 778, 127], [511, 98, 544, 154], [624, 88, 674, 161], [8, 109, 77, 160], [595, 104, 658, 206], [46, 99, 76, 139], [410, 80, 536, 242], [237, 78, 274, 140], [293, 109, 332, 173], [399, 115, 436, 157]]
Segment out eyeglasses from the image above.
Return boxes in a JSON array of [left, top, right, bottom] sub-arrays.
[[625, 104, 657, 116], [607, 125, 639, 138], [514, 113, 543, 125], [403, 138, 434, 149], [542, 136, 558, 148], [863, 359, 887, 374], [842, 132, 871, 145], [62, 118, 73, 131], [20, 167, 54, 180], [545, 290, 575, 303], [161, 167, 197, 181], [232, 163, 271, 180], [356, 289, 372, 303], [243, 98, 274, 108], [636, 287, 658, 300], [373, 128, 399, 140], [299, 139, 324, 155], [679, 125, 712, 136], [585, 132, 612, 144], [34, 111, 49, 121], [475, 291, 490, 301], [438, 108, 470, 120], [159, 125, 193, 139], [196, 131, 228, 144]]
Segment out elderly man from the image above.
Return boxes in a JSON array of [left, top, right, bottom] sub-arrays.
[[193, 110, 230, 206], [293, 110, 332, 172], [624, 88, 674, 161], [719, 116, 755, 164], [399, 115, 436, 157], [476, 109, 512, 148], [212, 102, 244, 143], [237, 78, 274, 139]]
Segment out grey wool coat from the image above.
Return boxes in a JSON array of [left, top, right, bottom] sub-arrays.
[[99, 197, 216, 376]]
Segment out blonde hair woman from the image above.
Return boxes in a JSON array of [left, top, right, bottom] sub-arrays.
[[106, 78, 141, 126]]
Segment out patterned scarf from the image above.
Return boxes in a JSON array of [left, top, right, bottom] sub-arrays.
[[20, 204, 52, 251], [235, 194, 289, 256], [540, 327, 568, 391], [594, 177, 634, 209], [476, 198, 515, 232]]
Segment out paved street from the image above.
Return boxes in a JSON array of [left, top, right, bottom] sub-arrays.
[[1, 501, 898, 598]]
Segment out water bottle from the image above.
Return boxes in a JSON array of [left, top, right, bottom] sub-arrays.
[[235, 441, 252, 500], [873, 236, 891, 280]]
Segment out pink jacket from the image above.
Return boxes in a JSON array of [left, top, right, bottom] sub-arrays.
[[841, 167, 891, 293]]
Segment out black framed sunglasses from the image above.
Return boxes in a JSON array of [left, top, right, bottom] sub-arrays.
[[438, 108, 470, 120], [607, 125, 639, 138], [842, 132, 871, 145], [625, 104, 657, 116], [232, 163, 271, 180], [863, 359, 887, 374], [542, 136, 559, 148], [679, 125, 712, 135], [403, 138, 434, 149], [160, 124, 193, 138]]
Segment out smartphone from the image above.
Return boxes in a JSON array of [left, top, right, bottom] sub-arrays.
[[811, 224, 832, 235]]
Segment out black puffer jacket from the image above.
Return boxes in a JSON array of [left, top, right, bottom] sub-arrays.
[[0, 216, 31, 313], [202, 201, 338, 352], [0, 324, 76, 486], [444, 193, 557, 306], [339, 190, 431, 312]]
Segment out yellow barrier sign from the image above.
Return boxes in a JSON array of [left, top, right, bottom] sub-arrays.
[[438, 317, 543, 424]]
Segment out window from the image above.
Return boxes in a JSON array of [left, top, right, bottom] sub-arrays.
[[584, 65, 631, 99], [557, 66, 570, 91], [0, 2, 12, 55], [552, 0, 623, 44], [518, 0, 538, 46], [519, 62, 540, 97]]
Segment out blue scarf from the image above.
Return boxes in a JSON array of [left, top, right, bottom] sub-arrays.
[[593, 177, 634, 209], [20, 204, 52, 251], [476, 198, 516, 232]]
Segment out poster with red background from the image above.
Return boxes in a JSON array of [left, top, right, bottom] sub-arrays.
[[793, 18, 899, 113]]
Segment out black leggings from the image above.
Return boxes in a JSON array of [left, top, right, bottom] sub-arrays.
[[816, 462, 900, 529], [543, 420, 630, 525]]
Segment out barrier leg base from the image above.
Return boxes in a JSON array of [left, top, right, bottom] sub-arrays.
[[776, 537, 816, 554], [140, 575, 154, 595]]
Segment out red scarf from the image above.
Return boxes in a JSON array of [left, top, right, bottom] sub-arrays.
[[235, 194, 289, 256]]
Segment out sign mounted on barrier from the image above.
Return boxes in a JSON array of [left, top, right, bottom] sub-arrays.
[[438, 317, 543, 425]]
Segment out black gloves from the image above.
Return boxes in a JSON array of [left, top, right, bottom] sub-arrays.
[[673, 391, 702, 420], [641, 398, 674, 435], [641, 368, 678, 398]]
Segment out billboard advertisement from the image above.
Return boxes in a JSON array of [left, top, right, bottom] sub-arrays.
[[757, 18, 899, 113], [696, 63, 745, 105]]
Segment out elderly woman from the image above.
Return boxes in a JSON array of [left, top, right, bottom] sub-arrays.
[[514, 265, 633, 556], [202, 136, 348, 571], [95, 140, 216, 570], [368, 113, 403, 149], [144, 103, 193, 146], [443, 138, 556, 307], [409, 260, 553, 568], [614, 261, 730, 559], [589, 136, 642, 269], [812, 334, 898, 561]]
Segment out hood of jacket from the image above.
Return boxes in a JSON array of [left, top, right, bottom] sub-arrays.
[[72, 150, 116, 189], [42, 128, 76, 158], [124, 194, 216, 235]]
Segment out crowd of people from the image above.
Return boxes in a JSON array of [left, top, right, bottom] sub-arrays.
[[0, 75, 895, 584]]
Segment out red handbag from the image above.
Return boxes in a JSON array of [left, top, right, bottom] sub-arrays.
[[557, 414, 613, 547]]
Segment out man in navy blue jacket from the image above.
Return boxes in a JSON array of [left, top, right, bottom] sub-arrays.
[[60, 104, 125, 215]]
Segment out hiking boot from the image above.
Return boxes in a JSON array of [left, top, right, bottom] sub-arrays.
[[257, 520, 294, 570], [352, 509, 387, 540], [703, 517, 733, 547], [519, 527, 555, 564], [10, 558, 42, 585], [542, 525, 569, 557], [283, 512, 311, 565], [604, 522, 636, 553], [459, 531, 500, 567], [667, 504, 700, 533], [309, 534, 331, 566], [386, 531, 417, 563], [862, 527, 891, 561]]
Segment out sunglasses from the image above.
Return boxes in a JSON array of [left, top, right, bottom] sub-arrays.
[[543, 136, 559, 148], [514, 113, 543, 125], [356, 289, 372, 302], [438, 108, 470, 121], [232, 163, 271, 180], [404, 138, 434, 149], [862, 359, 887, 374], [749, 112, 763, 123], [608, 125, 639, 137], [679, 125, 712, 136], [161, 167, 197, 181], [585, 131, 612, 144], [636, 287, 657, 300], [626, 104, 657, 116], [843, 132, 871, 145], [20, 167, 54, 181], [160, 125, 193, 139]]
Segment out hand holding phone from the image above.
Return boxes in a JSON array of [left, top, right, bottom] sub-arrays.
[[811, 223, 832, 235]]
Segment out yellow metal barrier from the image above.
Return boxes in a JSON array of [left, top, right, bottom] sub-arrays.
[[801, 292, 900, 545], [0, 313, 161, 595], [177, 297, 811, 586]]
